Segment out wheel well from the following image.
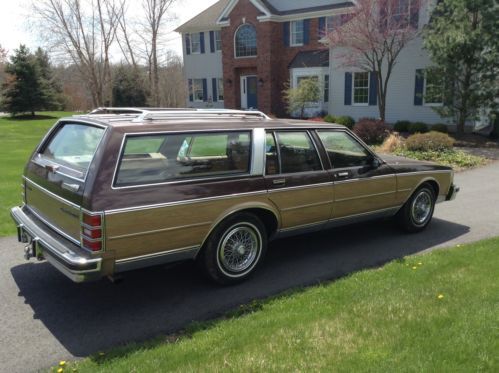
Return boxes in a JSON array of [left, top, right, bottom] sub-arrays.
[[423, 180, 440, 197], [244, 208, 279, 238]]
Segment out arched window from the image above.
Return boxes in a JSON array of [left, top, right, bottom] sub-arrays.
[[235, 24, 257, 57]]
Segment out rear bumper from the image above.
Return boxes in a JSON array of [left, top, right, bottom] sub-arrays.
[[446, 184, 460, 201], [10, 206, 103, 282]]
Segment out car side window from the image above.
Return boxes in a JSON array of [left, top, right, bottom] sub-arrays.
[[317, 130, 371, 168], [115, 131, 251, 186], [275, 131, 322, 174], [265, 132, 279, 175]]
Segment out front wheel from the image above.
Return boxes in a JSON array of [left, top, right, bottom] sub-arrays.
[[397, 184, 436, 233], [200, 213, 267, 285]]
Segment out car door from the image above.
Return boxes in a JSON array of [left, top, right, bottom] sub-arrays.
[[264, 130, 334, 232], [316, 130, 397, 219]]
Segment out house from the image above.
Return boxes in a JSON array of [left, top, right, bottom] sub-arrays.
[[176, 0, 449, 125]]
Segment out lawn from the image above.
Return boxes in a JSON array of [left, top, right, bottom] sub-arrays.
[[0, 112, 75, 236], [65, 238, 498, 372]]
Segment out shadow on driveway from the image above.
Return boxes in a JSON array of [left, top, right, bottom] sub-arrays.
[[11, 217, 469, 357]]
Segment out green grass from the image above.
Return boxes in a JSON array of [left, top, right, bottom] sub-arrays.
[[0, 112, 75, 236], [394, 148, 487, 170], [65, 238, 498, 372]]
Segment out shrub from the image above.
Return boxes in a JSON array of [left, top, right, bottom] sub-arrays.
[[379, 133, 404, 153], [324, 114, 336, 123], [353, 118, 391, 145], [405, 131, 455, 151], [408, 122, 429, 134], [335, 115, 355, 129], [394, 120, 411, 132], [431, 123, 449, 133]]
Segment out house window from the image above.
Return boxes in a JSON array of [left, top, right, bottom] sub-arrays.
[[190, 79, 204, 102], [424, 70, 443, 106], [353, 72, 369, 105], [215, 30, 222, 51], [189, 33, 201, 54], [235, 24, 257, 57], [390, 0, 417, 28], [217, 78, 224, 101], [290, 20, 304, 46]]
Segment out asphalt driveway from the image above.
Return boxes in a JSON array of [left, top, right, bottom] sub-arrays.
[[1, 161, 498, 373]]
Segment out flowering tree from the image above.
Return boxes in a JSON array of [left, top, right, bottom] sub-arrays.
[[326, 0, 423, 121]]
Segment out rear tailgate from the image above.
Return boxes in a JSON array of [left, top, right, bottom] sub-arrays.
[[23, 120, 106, 244]]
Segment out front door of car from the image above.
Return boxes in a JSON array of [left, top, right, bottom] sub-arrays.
[[315, 130, 397, 219], [264, 130, 333, 231]]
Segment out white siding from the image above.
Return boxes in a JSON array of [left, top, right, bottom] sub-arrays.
[[328, 37, 449, 125], [182, 31, 225, 109]]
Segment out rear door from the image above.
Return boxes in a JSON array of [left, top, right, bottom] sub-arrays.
[[24, 121, 106, 243], [264, 130, 333, 231]]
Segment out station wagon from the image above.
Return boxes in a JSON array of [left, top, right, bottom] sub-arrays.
[[11, 109, 459, 284]]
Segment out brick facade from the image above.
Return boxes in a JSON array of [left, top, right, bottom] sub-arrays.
[[221, 1, 328, 117]]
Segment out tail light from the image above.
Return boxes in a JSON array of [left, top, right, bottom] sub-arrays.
[[80, 210, 104, 252]]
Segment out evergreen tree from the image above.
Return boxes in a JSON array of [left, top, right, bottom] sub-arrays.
[[112, 65, 147, 107], [34, 47, 65, 110], [0, 45, 56, 116], [424, 0, 499, 134]]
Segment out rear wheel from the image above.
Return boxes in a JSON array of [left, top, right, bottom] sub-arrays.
[[397, 184, 436, 233], [200, 213, 267, 285]]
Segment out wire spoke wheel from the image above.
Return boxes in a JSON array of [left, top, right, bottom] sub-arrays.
[[219, 224, 260, 274], [411, 189, 433, 225]]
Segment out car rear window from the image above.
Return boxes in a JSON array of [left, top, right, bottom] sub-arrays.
[[39, 123, 105, 176], [115, 131, 252, 187]]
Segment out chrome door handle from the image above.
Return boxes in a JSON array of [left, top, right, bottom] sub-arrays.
[[272, 179, 286, 186], [336, 172, 349, 178]]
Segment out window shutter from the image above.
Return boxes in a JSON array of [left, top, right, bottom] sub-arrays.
[[369, 71, 378, 106], [324, 74, 329, 102], [185, 34, 191, 55], [414, 69, 424, 106], [318, 17, 326, 38], [303, 19, 310, 45], [283, 22, 290, 46], [200, 32, 205, 54], [188, 79, 193, 102], [344, 72, 352, 106], [212, 78, 218, 102], [410, 5, 419, 29], [202, 78, 208, 102], [209, 31, 215, 53]]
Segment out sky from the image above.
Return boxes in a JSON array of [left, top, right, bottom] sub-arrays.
[[0, 0, 218, 59]]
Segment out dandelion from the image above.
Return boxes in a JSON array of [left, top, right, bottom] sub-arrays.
[[457, 244, 461, 247], [57, 369, 63, 373], [59, 361, 66, 367], [417, 262, 422, 266], [98, 352, 105, 356], [412, 266, 417, 270], [437, 294, 444, 299]]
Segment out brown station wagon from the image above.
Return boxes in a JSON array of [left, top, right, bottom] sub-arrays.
[[11, 109, 459, 284]]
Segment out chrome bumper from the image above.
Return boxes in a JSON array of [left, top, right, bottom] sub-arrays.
[[446, 184, 460, 201], [10, 206, 102, 282]]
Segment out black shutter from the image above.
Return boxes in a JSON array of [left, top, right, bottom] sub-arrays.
[[410, 4, 419, 29], [188, 79, 193, 102], [369, 71, 378, 106], [324, 74, 329, 103], [200, 32, 205, 54], [283, 22, 290, 46], [303, 19, 310, 45], [414, 69, 424, 106], [344, 72, 352, 105], [185, 34, 191, 55], [209, 31, 215, 53], [212, 78, 218, 102], [202, 78, 208, 102]]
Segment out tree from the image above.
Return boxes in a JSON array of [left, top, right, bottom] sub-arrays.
[[34, 48, 66, 110], [0, 44, 7, 87], [32, 0, 123, 107], [327, 0, 423, 121], [112, 65, 148, 106], [0, 45, 57, 116], [423, 0, 499, 134], [283, 78, 321, 119]]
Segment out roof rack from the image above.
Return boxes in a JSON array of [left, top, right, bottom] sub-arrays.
[[82, 107, 271, 122]]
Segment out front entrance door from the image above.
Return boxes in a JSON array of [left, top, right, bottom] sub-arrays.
[[240, 75, 258, 109]]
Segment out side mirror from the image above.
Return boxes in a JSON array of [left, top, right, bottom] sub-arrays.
[[371, 157, 382, 169]]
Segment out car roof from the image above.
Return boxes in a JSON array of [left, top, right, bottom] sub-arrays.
[[64, 109, 346, 132]]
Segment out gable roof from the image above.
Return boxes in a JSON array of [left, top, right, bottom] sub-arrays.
[[175, 0, 231, 33], [261, 0, 355, 16]]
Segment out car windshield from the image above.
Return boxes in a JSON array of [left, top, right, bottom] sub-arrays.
[[39, 123, 105, 174]]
